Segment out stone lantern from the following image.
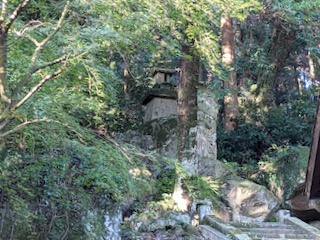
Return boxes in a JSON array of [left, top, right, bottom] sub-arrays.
[[150, 68, 178, 86], [142, 68, 178, 123]]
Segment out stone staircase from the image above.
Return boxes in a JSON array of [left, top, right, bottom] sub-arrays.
[[198, 215, 320, 240]]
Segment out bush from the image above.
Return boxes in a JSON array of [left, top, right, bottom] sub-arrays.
[[217, 123, 271, 164], [0, 125, 156, 239], [253, 145, 309, 203], [218, 89, 316, 166]]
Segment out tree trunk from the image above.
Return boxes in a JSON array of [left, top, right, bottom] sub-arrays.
[[221, 16, 238, 130], [0, 32, 9, 107], [173, 45, 198, 212], [123, 56, 130, 96], [177, 45, 198, 170]]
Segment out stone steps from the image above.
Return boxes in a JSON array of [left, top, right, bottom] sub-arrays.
[[199, 215, 320, 240]]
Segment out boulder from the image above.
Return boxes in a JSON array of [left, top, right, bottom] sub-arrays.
[[84, 208, 122, 240], [146, 211, 191, 232], [221, 176, 280, 222]]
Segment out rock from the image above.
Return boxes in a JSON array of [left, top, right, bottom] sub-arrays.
[[309, 220, 320, 230], [84, 208, 122, 240], [274, 209, 291, 223], [115, 130, 154, 150], [191, 198, 213, 223], [103, 209, 122, 239], [140, 117, 178, 158], [221, 176, 280, 222], [143, 211, 191, 232], [196, 87, 219, 177], [288, 184, 320, 221], [198, 205, 212, 223]]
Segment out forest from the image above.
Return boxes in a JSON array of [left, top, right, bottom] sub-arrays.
[[0, 0, 319, 239]]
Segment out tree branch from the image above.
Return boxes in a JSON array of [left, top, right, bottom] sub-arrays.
[[0, 0, 8, 26], [0, 118, 49, 138], [5, 0, 30, 33], [0, 119, 10, 132], [31, 1, 69, 64], [12, 67, 64, 111], [12, 29, 40, 46], [60, 211, 70, 240], [0, 117, 86, 143], [11, 55, 67, 100]]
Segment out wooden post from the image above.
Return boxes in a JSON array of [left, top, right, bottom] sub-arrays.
[[305, 97, 320, 199]]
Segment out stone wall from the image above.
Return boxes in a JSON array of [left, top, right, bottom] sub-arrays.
[[196, 87, 220, 177], [140, 87, 227, 179], [144, 97, 177, 123]]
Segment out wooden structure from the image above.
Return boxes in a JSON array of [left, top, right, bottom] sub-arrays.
[[290, 98, 320, 221], [305, 98, 320, 199]]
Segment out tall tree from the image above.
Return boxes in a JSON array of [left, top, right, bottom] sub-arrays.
[[221, 15, 239, 130], [0, 0, 69, 139], [177, 45, 199, 171]]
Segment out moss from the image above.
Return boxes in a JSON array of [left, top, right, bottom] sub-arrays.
[[253, 145, 309, 203], [154, 165, 176, 199], [184, 175, 222, 207], [140, 117, 178, 148]]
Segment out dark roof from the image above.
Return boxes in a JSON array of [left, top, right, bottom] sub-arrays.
[[151, 68, 177, 77], [142, 94, 177, 105]]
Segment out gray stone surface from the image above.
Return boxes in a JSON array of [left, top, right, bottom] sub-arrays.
[[221, 177, 280, 222], [285, 217, 320, 239], [134, 211, 191, 232], [84, 208, 122, 240], [198, 225, 231, 240], [115, 130, 154, 150], [202, 215, 316, 240], [274, 209, 291, 223], [144, 97, 177, 122], [197, 88, 219, 177]]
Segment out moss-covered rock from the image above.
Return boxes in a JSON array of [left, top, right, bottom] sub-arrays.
[[253, 145, 309, 204], [140, 117, 178, 158], [220, 174, 280, 222]]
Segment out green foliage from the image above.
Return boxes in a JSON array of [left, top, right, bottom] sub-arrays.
[[184, 176, 222, 206], [218, 89, 317, 165], [1, 0, 320, 238], [253, 145, 309, 203], [0, 125, 159, 238], [217, 122, 270, 164]]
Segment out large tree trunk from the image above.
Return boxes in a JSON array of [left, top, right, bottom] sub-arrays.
[[173, 45, 198, 212], [221, 16, 239, 131], [177, 45, 198, 170]]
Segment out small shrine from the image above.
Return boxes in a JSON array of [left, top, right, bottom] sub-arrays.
[[142, 68, 178, 123], [150, 68, 178, 86]]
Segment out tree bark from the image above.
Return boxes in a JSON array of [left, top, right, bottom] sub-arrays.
[[177, 45, 198, 170], [173, 45, 198, 212], [221, 16, 239, 130], [0, 32, 10, 106]]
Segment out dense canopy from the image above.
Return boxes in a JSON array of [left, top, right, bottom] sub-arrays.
[[0, 0, 319, 238]]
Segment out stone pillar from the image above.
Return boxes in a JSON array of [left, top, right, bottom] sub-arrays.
[[197, 86, 219, 176]]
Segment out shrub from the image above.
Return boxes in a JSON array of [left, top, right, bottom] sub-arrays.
[[217, 123, 271, 164]]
